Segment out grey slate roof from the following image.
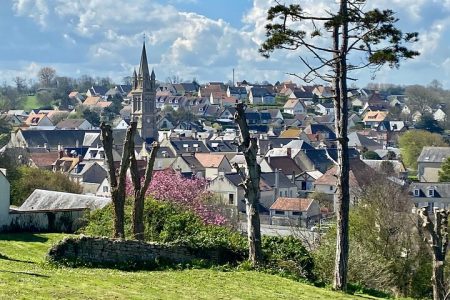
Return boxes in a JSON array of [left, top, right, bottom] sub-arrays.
[[19, 189, 111, 211], [261, 172, 296, 189], [417, 147, 450, 163], [410, 183, 450, 199]]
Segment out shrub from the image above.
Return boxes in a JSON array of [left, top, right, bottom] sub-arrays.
[[262, 236, 315, 281]]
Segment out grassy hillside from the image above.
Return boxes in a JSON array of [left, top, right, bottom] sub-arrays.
[[22, 95, 39, 111], [0, 233, 379, 300]]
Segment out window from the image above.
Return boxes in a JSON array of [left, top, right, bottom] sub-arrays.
[[103, 186, 109, 193], [228, 194, 234, 205], [275, 210, 285, 215], [428, 189, 435, 197], [292, 211, 302, 216], [329, 186, 333, 191], [284, 190, 288, 197], [279, 191, 282, 197], [414, 189, 420, 197]]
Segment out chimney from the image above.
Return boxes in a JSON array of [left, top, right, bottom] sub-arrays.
[[286, 147, 292, 157]]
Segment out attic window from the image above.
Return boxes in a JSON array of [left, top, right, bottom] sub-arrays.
[[414, 189, 420, 197], [428, 188, 435, 197], [275, 210, 285, 215]]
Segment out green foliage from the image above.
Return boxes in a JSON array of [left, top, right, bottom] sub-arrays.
[[262, 236, 315, 281], [36, 90, 55, 107], [415, 113, 444, 133], [83, 109, 101, 127], [9, 166, 82, 206], [439, 157, 450, 182], [82, 198, 247, 259], [313, 178, 432, 299], [398, 130, 447, 169], [362, 150, 381, 160]]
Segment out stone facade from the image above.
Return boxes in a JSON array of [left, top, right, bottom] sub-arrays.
[[48, 236, 226, 267]]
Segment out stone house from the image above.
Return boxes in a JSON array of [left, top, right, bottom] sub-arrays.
[[417, 147, 450, 182], [295, 170, 323, 192], [410, 182, 450, 209], [208, 173, 273, 213], [269, 197, 320, 227], [55, 119, 93, 130]]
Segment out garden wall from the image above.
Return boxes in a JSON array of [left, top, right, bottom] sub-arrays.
[[48, 236, 223, 267]]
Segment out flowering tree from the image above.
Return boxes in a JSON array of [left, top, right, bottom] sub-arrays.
[[126, 170, 227, 225]]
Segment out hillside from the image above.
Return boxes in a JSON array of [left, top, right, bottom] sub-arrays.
[[0, 233, 380, 300]]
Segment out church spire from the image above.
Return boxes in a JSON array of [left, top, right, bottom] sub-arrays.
[[138, 42, 150, 82]]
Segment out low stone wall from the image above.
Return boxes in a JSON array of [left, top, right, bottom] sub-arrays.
[[1, 209, 86, 233], [48, 236, 224, 267]]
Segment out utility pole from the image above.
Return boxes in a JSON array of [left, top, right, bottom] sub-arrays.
[[232, 68, 235, 87]]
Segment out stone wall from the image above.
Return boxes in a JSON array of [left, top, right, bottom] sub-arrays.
[[1, 209, 86, 233], [48, 236, 224, 267]]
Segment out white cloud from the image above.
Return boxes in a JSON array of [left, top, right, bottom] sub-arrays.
[[12, 0, 49, 28]]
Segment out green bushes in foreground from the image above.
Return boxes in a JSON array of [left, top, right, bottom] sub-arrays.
[[80, 197, 315, 281]]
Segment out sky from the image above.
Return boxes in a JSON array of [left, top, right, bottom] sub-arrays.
[[1, 0, 450, 88]]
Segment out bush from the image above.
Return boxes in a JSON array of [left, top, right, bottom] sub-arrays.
[[262, 236, 315, 281], [82, 198, 246, 262]]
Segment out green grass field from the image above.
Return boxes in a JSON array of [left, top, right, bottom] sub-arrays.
[[23, 95, 39, 111], [0, 233, 380, 300]]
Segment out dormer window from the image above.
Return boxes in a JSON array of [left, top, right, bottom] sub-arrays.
[[414, 189, 420, 197], [428, 188, 435, 197]]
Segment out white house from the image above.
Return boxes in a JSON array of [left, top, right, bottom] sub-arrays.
[[269, 197, 321, 227], [316, 103, 334, 115], [248, 87, 275, 105], [283, 99, 306, 115], [434, 108, 447, 122]]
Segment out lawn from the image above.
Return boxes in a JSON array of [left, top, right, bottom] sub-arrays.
[[0, 233, 379, 300], [22, 95, 39, 111]]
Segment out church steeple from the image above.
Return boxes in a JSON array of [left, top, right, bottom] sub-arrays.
[[138, 42, 151, 90], [131, 41, 157, 143]]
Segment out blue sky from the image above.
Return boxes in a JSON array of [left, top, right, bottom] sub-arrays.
[[1, 0, 450, 88]]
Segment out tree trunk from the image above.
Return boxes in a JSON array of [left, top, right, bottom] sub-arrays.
[[418, 208, 449, 300], [333, 0, 350, 291], [234, 103, 262, 265], [130, 140, 159, 240], [432, 258, 445, 300], [100, 122, 135, 239]]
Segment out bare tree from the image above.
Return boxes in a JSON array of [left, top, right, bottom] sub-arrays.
[[418, 208, 449, 300], [100, 122, 135, 238], [233, 103, 262, 265], [13, 77, 27, 94], [129, 140, 160, 240], [37, 67, 56, 88]]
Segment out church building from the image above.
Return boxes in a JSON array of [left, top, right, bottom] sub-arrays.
[[130, 42, 157, 143]]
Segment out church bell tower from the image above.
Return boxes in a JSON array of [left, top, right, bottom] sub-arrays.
[[131, 42, 157, 142]]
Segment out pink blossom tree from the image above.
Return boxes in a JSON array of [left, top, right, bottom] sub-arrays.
[[126, 170, 227, 225]]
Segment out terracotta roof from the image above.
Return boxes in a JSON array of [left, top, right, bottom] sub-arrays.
[[363, 111, 388, 122], [279, 128, 301, 138], [284, 99, 302, 109], [68, 91, 79, 98], [96, 101, 112, 108], [29, 152, 60, 168], [194, 153, 225, 168], [270, 197, 313, 211], [83, 96, 101, 106], [25, 113, 47, 125]]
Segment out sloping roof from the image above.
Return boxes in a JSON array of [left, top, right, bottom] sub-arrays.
[[55, 119, 88, 129], [261, 172, 296, 189], [270, 197, 313, 211], [418, 147, 450, 163], [284, 99, 301, 109], [195, 153, 225, 168], [279, 128, 301, 138], [224, 173, 272, 191], [315, 158, 377, 188], [363, 111, 388, 122], [25, 113, 48, 125], [251, 87, 274, 97], [267, 156, 303, 175], [29, 152, 60, 168], [410, 183, 450, 199], [348, 132, 382, 149], [362, 159, 406, 174], [18, 189, 110, 211], [83, 96, 101, 106]]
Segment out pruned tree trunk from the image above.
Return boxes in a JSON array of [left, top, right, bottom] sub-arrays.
[[418, 208, 449, 300], [234, 102, 262, 265], [100, 122, 136, 239], [333, 1, 351, 290], [129, 138, 160, 241]]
